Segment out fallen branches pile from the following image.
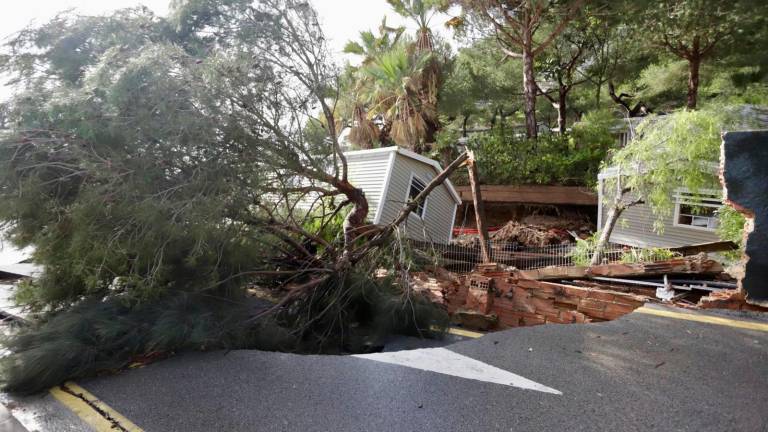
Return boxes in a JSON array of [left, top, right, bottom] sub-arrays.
[[0, 0, 461, 394]]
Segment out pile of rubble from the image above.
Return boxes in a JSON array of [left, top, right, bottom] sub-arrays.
[[489, 221, 570, 247], [411, 253, 765, 331], [454, 214, 594, 248]]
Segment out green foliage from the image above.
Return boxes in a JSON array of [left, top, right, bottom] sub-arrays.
[[605, 105, 766, 235], [2, 267, 448, 395], [0, 0, 450, 394], [568, 232, 680, 265], [439, 37, 521, 124], [568, 232, 600, 266], [619, 247, 680, 264], [0, 293, 283, 395], [716, 205, 747, 247], [456, 126, 611, 187], [279, 268, 449, 351], [301, 203, 347, 246]]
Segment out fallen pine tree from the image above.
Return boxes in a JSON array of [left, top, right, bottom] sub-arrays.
[[0, 0, 459, 394]]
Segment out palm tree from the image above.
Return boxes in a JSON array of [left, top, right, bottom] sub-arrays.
[[343, 18, 405, 66], [358, 46, 433, 152], [344, 2, 445, 153], [344, 19, 406, 149], [387, 0, 442, 144]]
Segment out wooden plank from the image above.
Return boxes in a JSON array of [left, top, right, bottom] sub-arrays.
[[670, 240, 739, 255], [517, 266, 588, 280], [587, 255, 724, 277], [455, 185, 598, 206], [466, 152, 491, 263]]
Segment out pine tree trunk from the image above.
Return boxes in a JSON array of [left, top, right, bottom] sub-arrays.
[[522, 31, 538, 139], [557, 89, 567, 134], [687, 36, 701, 110], [687, 55, 701, 110], [467, 152, 491, 263]]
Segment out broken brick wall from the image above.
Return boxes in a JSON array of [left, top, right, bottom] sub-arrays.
[[410, 265, 649, 330], [481, 269, 644, 328], [721, 130, 768, 307], [453, 266, 646, 329], [408, 268, 467, 313]]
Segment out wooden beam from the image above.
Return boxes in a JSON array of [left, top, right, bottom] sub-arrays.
[[466, 151, 491, 264], [455, 185, 598, 206]]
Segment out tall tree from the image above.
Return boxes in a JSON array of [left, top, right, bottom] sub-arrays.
[[0, 0, 461, 393], [388, 0, 444, 144], [447, 0, 584, 138], [536, 16, 595, 133], [344, 1, 448, 152], [640, 0, 753, 109]]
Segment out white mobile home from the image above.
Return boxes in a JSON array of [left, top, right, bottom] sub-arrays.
[[343, 147, 461, 244], [597, 167, 721, 248]]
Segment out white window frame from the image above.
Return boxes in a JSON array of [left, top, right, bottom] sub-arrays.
[[405, 173, 429, 220], [672, 188, 722, 232]]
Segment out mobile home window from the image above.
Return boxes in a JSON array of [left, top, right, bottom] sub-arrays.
[[408, 175, 427, 218], [673, 190, 721, 231]]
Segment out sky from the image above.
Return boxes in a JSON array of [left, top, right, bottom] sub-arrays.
[[0, 0, 458, 99]]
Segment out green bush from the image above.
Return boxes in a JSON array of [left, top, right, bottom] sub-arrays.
[[453, 116, 614, 187], [619, 248, 681, 264], [1, 267, 449, 395], [568, 232, 600, 266]]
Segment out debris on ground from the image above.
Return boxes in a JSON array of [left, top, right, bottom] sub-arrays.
[[453, 213, 595, 248], [490, 221, 570, 246], [421, 253, 763, 331], [586, 253, 724, 278], [407, 268, 465, 308], [519, 213, 594, 234], [698, 289, 768, 312]]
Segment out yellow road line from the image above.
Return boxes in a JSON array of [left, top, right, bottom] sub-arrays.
[[447, 327, 484, 339], [50, 381, 143, 432], [636, 306, 768, 332]]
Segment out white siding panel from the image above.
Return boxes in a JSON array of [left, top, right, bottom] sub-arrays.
[[609, 201, 721, 248], [377, 154, 456, 243], [345, 152, 391, 222]]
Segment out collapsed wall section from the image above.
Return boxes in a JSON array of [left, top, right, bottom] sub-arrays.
[[455, 267, 646, 329], [721, 130, 768, 307]]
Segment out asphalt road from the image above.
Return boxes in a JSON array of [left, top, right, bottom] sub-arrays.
[[6, 304, 768, 431], [64, 305, 766, 432]]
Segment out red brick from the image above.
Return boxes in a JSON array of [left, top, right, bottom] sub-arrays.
[[522, 315, 547, 326], [465, 286, 493, 314], [553, 295, 580, 306], [516, 278, 544, 289], [564, 286, 590, 298], [579, 298, 607, 311], [529, 289, 556, 300], [613, 295, 645, 307], [603, 302, 637, 319], [579, 307, 608, 320], [529, 297, 559, 315], [493, 298, 515, 311], [558, 310, 580, 323], [541, 310, 564, 323], [586, 290, 616, 302]]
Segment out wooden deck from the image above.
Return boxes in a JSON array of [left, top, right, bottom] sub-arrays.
[[455, 185, 597, 206]]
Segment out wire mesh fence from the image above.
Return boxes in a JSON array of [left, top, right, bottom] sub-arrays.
[[409, 239, 680, 274]]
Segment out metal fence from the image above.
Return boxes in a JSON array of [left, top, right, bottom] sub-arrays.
[[409, 239, 679, 274]]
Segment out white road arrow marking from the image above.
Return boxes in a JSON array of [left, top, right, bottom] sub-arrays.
[[353, 347, 562, 395]]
